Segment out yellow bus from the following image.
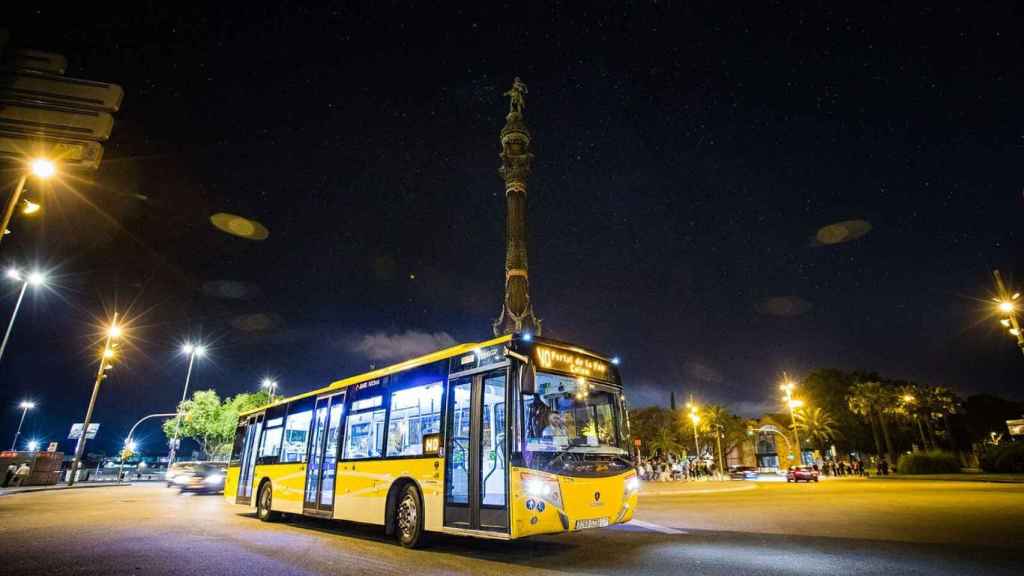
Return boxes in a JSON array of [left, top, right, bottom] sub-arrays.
[[225, 333, 638, 547]]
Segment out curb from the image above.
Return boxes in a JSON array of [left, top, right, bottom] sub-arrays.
[[639, 483, 758, 496], [0, 482, 130, 497]]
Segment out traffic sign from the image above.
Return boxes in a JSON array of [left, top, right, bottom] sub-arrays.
[[0, 99, 114, 140], [0, 70, 124, 111], [0, 132, 103, 169], [68, 423, 100, 440]]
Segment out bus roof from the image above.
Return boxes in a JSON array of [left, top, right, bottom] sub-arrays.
[[239, 334, 513, 417]]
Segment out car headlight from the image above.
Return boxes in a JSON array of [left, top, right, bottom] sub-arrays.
[[522, 473, 562, 509], [204, 473, 224, 485], [173, 476, 189, 485]]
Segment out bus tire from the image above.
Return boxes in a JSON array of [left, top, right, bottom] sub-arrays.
[[395, 483, 425, 548], [257, 481, 281, 522]]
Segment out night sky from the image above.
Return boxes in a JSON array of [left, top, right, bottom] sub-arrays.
[[1, 4, 1021, 454]]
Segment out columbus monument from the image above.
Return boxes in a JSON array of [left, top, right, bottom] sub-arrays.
[[493, 77, 542, 336]]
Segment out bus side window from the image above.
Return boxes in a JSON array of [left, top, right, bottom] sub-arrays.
[[343, 389, 386, 459]]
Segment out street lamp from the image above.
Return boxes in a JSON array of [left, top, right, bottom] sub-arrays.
[[10, 400, 35, 451], [261, 377, 278, 402], [0, 268, 48, 364], [27, 440, 39, 452], [168, 343, 206, 465], [780, 376, 804, 465], [0, 157, 56, 247], [686, 402, 701, 459], [68, 314, 123, 485], [992, 269, 1024, 357]]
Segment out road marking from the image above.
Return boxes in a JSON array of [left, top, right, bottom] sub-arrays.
[[639, 483, 757, 497], [627, 519, 687, 535]]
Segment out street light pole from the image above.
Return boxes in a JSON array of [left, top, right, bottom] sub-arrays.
[[168, 344, 205, 465], [781, 376, 803, 465], [119, 412, 176, 481], [0, 269, 47, 364], [10, 401, 35, 451], [715, 423, 726, 479], [68, 313, 120, 486], [993, 269, 1024, 357]]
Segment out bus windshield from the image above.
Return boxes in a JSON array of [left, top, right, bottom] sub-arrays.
[[522, 371, 631, 475]]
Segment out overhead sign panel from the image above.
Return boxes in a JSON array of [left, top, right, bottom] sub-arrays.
[[9, 49, 67, 75], [68, 423, 100, 440], [0, 99, 113, 140], [0, 132, 103, 169], [0, 71, 123, 111]]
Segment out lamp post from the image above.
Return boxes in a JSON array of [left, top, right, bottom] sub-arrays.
[[992, 269, 1024, 357], [0, 268, 47, 364], [1, 158, 55, 248], [261, 378, 278, 402], [168, 343, 205, 465], [68, 314, 122, 486], [686, 402, 701, 459], [120, 412, 177, 479], [10, 400, 35, 451], [780, 377, 804, 465]]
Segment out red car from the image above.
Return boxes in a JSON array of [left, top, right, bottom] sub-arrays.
[[786, 465, 819, 482]]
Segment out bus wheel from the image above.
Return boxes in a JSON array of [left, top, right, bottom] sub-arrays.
[[257, 482, 280, 522], [395, 484, 425, 548]]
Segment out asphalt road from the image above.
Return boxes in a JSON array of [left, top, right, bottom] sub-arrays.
[[1, 479, 1022, 575]]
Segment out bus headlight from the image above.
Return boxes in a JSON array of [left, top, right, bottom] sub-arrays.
[[522, 473, 562, 509], [624, 474, 640, 496]]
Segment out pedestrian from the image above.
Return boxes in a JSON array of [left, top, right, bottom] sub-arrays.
[[12, 462, 31, 487], [3, 463, 16, 487], [879, 458, 889, 476]]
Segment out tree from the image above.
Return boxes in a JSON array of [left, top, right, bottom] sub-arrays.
[[847, 381, 884, 458], [628, 406, 678, 458], [794, 407, 841, 449], [647, 428, 683, 458], [163, 389, 270, 459], [800, 369, 874, 453]]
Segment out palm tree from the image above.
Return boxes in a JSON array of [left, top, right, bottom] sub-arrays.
[[896, 383, 930, 450], [847, 382, 883, 458], [794, 407, 842, 448], [647, 428, 683, 458]]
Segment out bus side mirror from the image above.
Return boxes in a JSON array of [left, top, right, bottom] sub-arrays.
[[521, 364, 536, 395]]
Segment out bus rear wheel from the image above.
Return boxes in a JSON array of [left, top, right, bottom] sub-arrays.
[[257, 482, 281, 522], [395, 484, 425, 548]]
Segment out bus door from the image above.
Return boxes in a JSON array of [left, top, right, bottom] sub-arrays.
[[303, 392, 345, 516], [236, 413, 264, 505], [444, 369, 508, 532]]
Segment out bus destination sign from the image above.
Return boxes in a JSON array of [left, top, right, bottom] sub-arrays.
[[534, 346, 611, 379]]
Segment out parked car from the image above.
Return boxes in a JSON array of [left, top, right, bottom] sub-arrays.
[[729, 466, 759, 480], [177, 462, 227, 494], [786, 465, 819, 482], [165, 461, 198, 487]]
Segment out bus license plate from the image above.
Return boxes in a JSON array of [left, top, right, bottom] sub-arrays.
[[575, 518, 609, 530]]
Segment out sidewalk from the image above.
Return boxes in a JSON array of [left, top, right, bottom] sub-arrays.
[[0, 481, 129, 497], [868, 473, 1024, 484], [639, 479, 758, 496]]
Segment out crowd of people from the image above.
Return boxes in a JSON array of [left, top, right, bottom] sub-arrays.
[[636, 454, 717, 481]]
